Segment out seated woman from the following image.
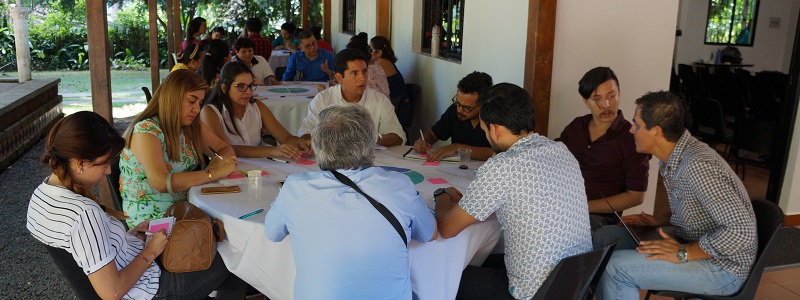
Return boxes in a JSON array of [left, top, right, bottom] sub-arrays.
[[201, 61, 310, 159], [27, 111, 244, 299], [181, 17, 207, 53], [171, 43, 205, 72], [120, 69, 237, 228], [556, 67, 650, 231], [369, 36, 409, 106], [202, 39, 231, 86]]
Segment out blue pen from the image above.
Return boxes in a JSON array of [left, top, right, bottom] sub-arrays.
[[238, 209, 265, 219]]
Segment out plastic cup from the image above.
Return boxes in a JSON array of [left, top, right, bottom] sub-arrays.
[[247, 170, 263, 202], [458, 148, 472, 169]]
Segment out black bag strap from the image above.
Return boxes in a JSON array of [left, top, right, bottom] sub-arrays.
[[331, 170, 407, 247]]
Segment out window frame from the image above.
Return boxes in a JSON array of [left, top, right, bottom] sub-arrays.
[[421, 0, 465, 62], [342, 0, 356, 34], [703, 0, 760, 46]]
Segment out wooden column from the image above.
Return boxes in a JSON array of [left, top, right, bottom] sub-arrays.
[[148, 0, 160, 91], [85, 0, 114, 208], [523, 0, 557, 136], [301, 0, 309, 29], [166, 0, 174, 68], [376, 0, 391, 39], [324, 0, 331, 44], [172, 0, 182, 47]]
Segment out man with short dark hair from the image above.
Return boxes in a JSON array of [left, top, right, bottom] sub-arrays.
[[436, 83, 592, 299], [595, 91, 757, 299], [282, 30, 335, 82], [413, 71, 494, 161], [265, 104, 436, 298], [298, 48, 405, 146], [244, 18, 271, 60], [231, 38, 277, 85]]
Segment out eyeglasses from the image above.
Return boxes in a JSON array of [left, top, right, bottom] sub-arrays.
[[300, 41, 317, 50], [233, 83, 257, 92], [589, 92, 618, 109], [452, 95, 476, 113]]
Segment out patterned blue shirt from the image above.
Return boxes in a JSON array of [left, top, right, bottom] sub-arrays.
[[661, 130, 756, 279], [282, 49, 335, 82], [459, 133, 593, 299]]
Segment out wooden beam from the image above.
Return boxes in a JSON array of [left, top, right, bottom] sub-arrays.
[[376, 0, 391, 39], [302, 0, 309, 29], [324, 0, 331, 44], [85, 0, 114, 209], [148, 0, 159, 91], [173, 0, 182, 49], [523, 0, 557, 137], [166, 0, 174, 68]]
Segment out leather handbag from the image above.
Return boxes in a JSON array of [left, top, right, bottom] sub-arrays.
[[159, 201, 226, 273]]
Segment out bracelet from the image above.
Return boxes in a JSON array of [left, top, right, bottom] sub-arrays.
[[166, 172, 174, 195], [137, 254, 153, 268], [205, 168, 213, 182]]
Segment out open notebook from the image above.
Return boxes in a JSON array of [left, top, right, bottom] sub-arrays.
[[402, 148, 459, 162], [146, 216, 176, 243]]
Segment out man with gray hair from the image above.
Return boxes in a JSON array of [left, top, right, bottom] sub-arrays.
[[264, 104, 437, 299]]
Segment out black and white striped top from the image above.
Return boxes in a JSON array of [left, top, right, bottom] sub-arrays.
[[27, 178, 160, 299]]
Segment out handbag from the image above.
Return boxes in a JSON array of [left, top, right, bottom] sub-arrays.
[[331, 170, 407, 247], [159, 201, 226, 273]]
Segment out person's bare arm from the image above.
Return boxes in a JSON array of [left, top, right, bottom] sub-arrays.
[[434, 187, 478, 238], [87, 230, 168, 299], [378, 133, 403, 147], [587, 190, 645, 213]]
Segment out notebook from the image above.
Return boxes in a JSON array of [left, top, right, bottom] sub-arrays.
[[146, 216, 176, 242], [402, 148, 458, 162]]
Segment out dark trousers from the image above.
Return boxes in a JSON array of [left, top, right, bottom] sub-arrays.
[[456, 254, 515, 300], [154, 252, 247, 300]]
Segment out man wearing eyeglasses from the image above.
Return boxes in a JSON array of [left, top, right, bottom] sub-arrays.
[[282, 30, 335, 82], [556, 67, 650, 232], [298, 48, 406, 146], [413, 72, 494, 162]]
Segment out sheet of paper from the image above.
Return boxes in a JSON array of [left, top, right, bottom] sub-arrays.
[[404, 150, 458, 162]]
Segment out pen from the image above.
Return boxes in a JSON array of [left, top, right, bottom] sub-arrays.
[[267, 157, 290, 163], [419, 129, 427, 144], [239, 209, 265, 219], [137, 231, 155, 236], [208, 146, 223, 160]]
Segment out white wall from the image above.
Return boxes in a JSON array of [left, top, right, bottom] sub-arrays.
[[549, 0, 679, 215], [673, 0, 800, 73]]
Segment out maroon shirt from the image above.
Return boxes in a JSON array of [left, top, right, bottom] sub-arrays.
[[248, 33, 272, 60], [556, 111, 650, 218]]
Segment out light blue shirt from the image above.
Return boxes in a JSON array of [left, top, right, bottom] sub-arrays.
[[282, 49, 335, 82], [264, 167, 436, 299]]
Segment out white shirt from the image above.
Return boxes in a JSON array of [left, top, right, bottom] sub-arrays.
[[459, 134, 593, 299], [233, 55, 275, 83], [298, 84, 406, 144], [207, 103, 263, 146], [27, 178, 161, 300]]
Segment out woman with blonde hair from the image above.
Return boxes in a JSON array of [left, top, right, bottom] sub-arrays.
[[201, 61, 310, 159], [27, 111, 245, 299], [121, 69, 237, 227]]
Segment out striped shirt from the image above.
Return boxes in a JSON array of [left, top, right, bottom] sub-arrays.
[[661, 131, 757, 279], [27, 178, 160, 299]]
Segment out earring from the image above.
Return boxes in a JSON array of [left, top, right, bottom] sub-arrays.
[[79, 168, 84, 174]]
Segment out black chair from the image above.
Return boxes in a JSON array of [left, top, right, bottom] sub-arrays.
[[532, 241, 617, 300], [645, 200, 785, 300], [690, 97, 732, 152], [732, 118, 776, 180], [401, 83, 421, 145], [45, 245, 102, 300], [141, 87, 152, 104], [274, 67, 287, 81], [104, 156, 127, 230]]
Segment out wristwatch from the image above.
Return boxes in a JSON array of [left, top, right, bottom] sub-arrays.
[[676, 244, 688, 263], [433, 188, 451, 201]]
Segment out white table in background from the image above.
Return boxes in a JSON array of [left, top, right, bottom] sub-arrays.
[[255, 82, 328, 136], [188, 147, 501, 300], [268, 50, 291, 70]]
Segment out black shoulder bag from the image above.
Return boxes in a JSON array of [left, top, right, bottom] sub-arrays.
[[330, 170, 408, 247]]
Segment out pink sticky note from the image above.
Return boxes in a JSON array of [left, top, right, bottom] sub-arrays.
[[227, 173, 245, 179], [427, 178, 449, 184], [149, 223, 170, 233], [422, 161, 440, 166], [296, 159, 315, 165], [420, 153, 428, 158], [260, 170, 270, 176]]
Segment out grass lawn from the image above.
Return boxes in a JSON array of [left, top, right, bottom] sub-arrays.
[[2, 69, 170, 118]]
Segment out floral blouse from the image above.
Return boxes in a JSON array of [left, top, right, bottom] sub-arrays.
[[120, 117, 198, 228], [368, 64, 391, 99]]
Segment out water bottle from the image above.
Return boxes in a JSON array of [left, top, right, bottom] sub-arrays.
[[431, 26, 440, 57]]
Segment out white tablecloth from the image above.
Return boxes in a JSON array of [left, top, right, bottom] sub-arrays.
[[189, 147, 501, 300], [255, 82, 327, 136], [269, 50, 291, 70]]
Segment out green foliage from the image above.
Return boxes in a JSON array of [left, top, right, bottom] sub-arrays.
[[705, 0, 758, 45]]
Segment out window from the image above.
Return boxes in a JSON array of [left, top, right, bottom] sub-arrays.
[[704, 0, 759, 46], [342, 0, 356, 34], [422, 0, 464, 61]]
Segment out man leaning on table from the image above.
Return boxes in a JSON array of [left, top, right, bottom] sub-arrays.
[[264, 104, 437, 299], [593, 91, 756, 299], [298, 48, 406, 146], [435, 83, 592, 299], [281, 30, 335, 82], [413, 71, 494, 162]]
